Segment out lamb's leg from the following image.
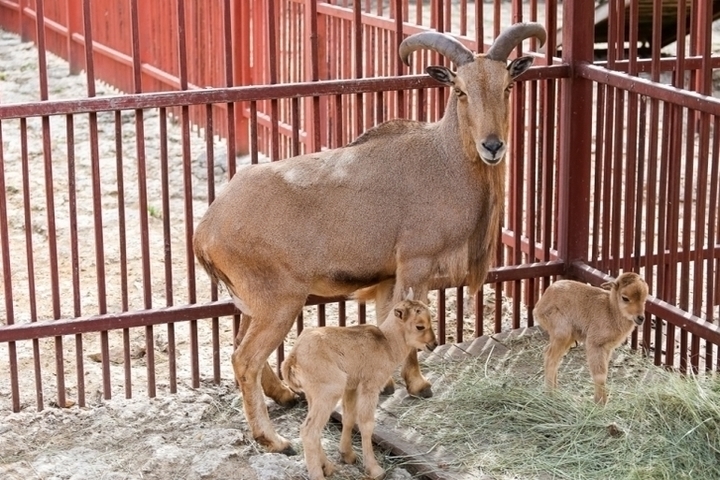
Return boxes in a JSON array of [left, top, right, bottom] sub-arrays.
[[339, 388, 358, 464], [232, 302, 303, 454], [356, 389, 385, 479], [543, 335, 574, 391], [301, 389, 342, 480], [586, 344, 611, 405], [236, 314, 298, 407]]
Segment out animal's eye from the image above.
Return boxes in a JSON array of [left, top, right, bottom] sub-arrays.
[[621, 295, 630, 302], [454, 87, 465, 97], [416, 325, 425, 331]]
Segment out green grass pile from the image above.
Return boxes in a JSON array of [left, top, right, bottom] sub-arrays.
[[391, 338, 720, 479]]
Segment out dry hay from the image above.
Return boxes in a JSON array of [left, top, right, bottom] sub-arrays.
[[386, 330, 720, 479]]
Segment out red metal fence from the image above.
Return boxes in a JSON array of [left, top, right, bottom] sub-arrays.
[[0, 0, 719, 413]]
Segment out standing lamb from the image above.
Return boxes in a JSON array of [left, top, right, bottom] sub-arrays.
[[193, 22, 547, 453], [281, 291, 437, 480], [533, 272, 649, 404]]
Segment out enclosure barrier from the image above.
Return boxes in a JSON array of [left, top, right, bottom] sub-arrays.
[[0, 0, 719, 416]]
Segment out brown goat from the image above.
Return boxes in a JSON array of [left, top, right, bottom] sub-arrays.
[[282, 292, 437, 480], [533, 272, 649, 404], [193, 22, 547, 453]]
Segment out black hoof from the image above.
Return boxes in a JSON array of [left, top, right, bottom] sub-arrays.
[[276, 394, 301, 408], [380, 384, 395, 396], [280, 444, 297, 456], [411, 386, 433, 399]]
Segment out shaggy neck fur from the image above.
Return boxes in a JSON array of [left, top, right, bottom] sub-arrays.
[[434, 93, 507, 292]]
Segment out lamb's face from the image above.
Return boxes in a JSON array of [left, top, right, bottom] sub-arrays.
[[614, 273, 649, 325], [394, 300, 437, 352]]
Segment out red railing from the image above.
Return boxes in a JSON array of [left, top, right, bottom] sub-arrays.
[[0, 0, 719, 415]]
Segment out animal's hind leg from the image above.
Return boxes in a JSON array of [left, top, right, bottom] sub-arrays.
[[356, 388, 385, 479], [301, 388, 342, 480], [543, 334, 574, 391], [236, 313, 298, 407], [232, 301, 304, 454], [339, 388, 358, 465]]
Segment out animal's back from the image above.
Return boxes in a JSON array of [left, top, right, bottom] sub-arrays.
[[283, 325, 396, 393], [534, 280, 611, 330]]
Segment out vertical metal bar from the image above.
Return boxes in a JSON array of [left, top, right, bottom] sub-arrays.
[[474, 289, 484, 337], [129, 0, 155, 397], [591, 85, 606, 266], [113, 112, 129, 312], [707, 117, 720, 326], [455, 286, 463, 343], [267, 0, 280, 161], [437, 289, 446, 345], [159, 107, 177, 393], [175, 0, 199, 388], [610, 86, 625, 274], [66, 115, 85, 407], [250, 101, 259, 164], [20, 118, 44, 410], [557, 0, 594, 267], [36, 0, 66, 408], [81, 0, 110, 398], [114, 111, 131, 399], [0, 121, 21, 412], [353, 0, 363, 141]]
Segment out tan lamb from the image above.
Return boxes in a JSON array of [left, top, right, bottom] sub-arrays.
[[281, 291, 437, 480], [533, 272, 649, 404]]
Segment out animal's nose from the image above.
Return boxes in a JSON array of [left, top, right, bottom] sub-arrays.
[[427, 340, 438, 352], [482, 136, 504, 155], [635, 315, 645, 325]]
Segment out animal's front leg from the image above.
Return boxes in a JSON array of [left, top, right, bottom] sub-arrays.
[[401, 349, 432, 398], [586, 344, 611, 405]]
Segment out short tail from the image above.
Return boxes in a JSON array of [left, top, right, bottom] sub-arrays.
[[193, 232, 235, 291], [352, 285, 378, 302], [281, 352, 302, 393]]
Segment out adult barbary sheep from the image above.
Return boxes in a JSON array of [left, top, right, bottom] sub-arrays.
[[282, 290, 437, 480], [193, 22, 547, 453], [534, 272, 649, 404]]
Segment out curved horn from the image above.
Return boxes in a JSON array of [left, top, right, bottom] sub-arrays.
[[399, 31, 475, 67], [485, 22, 547, 62]]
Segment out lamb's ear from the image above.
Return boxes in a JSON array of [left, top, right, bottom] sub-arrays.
[[394, 307, 404, 320], [600, 281, 616, 291], [405, 288, 414, 301]]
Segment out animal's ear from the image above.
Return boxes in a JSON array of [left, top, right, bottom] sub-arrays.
[[405, 288, 414, 301], [508, 56, 534, 79], [600, 281, 617, 291], [394, 307, 404, 320], [426, 66, 456, 86]]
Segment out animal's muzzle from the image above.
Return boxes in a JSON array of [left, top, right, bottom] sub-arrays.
[[634, 315, 645, 326], [426, 340, 438, 352]]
